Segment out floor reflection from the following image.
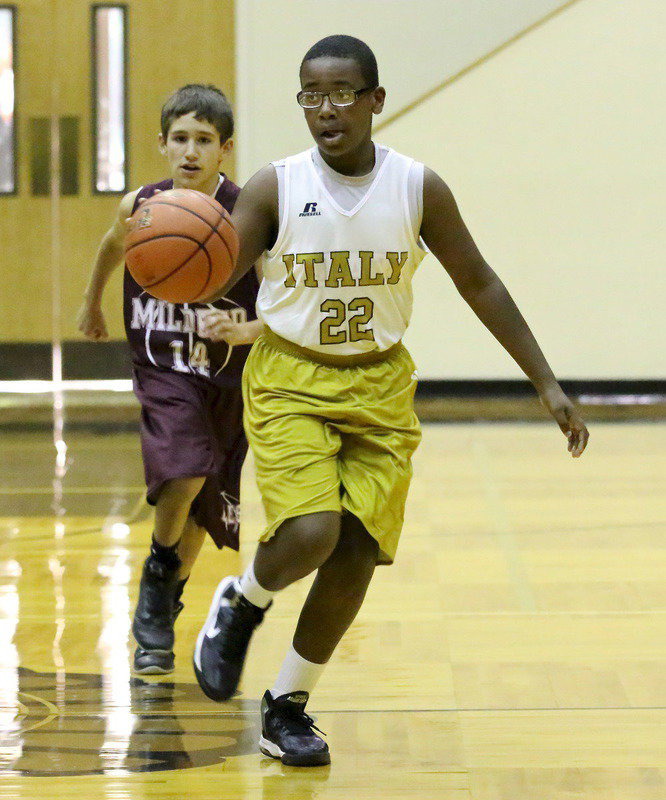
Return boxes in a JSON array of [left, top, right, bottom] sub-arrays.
[[259, 758, 332, 800], [0, 669, 260, 776]]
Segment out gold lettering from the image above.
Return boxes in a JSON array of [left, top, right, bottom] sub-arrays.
[[320, 299, 347, 344], [282, 254, 297, 288], [296, 252, 325, 288], [348, 297, 375, 342], [358, 251, 384, 286], [325, 251, 356, 288], [386, 252, 408, 285]]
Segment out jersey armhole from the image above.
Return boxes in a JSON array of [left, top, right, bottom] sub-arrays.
[[265, 161, 289, 259], [404, 160, 428, 255]]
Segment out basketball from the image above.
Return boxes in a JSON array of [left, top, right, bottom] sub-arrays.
[[124, 188, 239, 304]]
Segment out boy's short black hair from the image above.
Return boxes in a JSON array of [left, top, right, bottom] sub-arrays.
[[300, 35, 379, 87], [161, 84, 234, 143]]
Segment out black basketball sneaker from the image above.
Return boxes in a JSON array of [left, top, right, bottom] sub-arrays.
[[259, 690, 330, 766], [132, 554, 182, 675], [193, 576, 269, 701]]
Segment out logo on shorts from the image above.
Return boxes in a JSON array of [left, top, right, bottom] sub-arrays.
[[299, 202, 321, 217], [220, 491, 241, 533]]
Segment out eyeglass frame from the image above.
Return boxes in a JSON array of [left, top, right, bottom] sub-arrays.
[[296, 85, 378, 109]]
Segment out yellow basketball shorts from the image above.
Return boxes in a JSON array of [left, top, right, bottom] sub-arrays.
[[242, 330, 422, 564]]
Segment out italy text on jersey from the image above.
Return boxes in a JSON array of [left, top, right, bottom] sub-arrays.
[[280, 251, 408, 289]]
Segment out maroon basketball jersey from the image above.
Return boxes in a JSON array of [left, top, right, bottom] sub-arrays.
[[123, 176, 259, 387]]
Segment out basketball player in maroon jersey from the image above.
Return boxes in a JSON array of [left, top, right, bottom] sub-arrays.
[[77, 85, 263, 674]]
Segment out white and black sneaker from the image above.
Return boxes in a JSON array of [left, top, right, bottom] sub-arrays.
[[259, 690, 330, 766], [193, 576, 269, 701]]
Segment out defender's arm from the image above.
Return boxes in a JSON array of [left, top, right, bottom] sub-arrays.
[[77, 189, 139, 340]]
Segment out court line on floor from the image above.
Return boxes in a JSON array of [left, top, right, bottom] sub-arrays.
[[10, 609, 666, 622], [8, 706, 666, 717]]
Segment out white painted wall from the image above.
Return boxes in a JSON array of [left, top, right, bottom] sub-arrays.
[[236, 0, 564, 175], [236, 0, 665, 379], [384, 0, 665, 378]]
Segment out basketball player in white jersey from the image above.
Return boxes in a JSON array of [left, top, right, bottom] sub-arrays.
[[193, 35, 589, 766]]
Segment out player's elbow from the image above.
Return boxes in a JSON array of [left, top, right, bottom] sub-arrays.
[[453, 260, 498, 301]]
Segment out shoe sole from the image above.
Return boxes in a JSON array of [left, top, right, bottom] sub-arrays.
[[259, 735, 331, 767], [134, 662, 174, 675], [192, 575, 237, 702], [134, 648, 175, 675]]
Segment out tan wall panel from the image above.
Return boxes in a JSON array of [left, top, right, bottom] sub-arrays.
[[129, 0, 236, 190], [1, 199, 53, 339], [0, 0, 236, 343], [1, 1, 56, 343]]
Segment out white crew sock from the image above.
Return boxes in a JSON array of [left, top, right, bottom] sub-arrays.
[[238, 560, 274, 609], [270, 644, 327, 698]]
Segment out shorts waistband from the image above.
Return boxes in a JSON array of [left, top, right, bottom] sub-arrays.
[[262, 327, 401, 367]]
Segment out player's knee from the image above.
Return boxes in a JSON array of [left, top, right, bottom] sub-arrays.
[[304, 511, 341, 558], [280, 511, 341, 560], [160, 476, 206, 505], [322, 518, 378, 597]]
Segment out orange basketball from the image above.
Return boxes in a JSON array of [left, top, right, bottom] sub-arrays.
[[124, 188, 239, 304]]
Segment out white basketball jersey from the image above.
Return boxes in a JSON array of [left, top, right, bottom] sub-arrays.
[[257, 146, 427, 355]]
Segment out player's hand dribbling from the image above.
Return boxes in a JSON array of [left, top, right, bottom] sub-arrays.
[[123, 191, 160, 233], [77, 301, 109, 341], [201, 310, 255, 346], [539, 384, 589, 457]]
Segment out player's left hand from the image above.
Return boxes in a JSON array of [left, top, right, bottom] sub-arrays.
[[124, 191, 161, 232], [539, 385, 589, 457], [201, 310, 252, 346]]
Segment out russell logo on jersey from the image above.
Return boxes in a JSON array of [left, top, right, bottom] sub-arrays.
[[299, 202, 322, 217]]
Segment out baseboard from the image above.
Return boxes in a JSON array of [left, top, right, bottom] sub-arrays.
[[0, 341, 133, 380], [0, 342, 664, 399], [415, 378, 666, 399]]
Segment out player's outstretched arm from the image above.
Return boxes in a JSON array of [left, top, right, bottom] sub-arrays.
[[420, 167, 589, 457], [77, 189, 139, 341], [203, 166, 278, 301]]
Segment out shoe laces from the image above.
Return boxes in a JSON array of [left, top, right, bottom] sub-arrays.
[[278, 704, 326, 738]]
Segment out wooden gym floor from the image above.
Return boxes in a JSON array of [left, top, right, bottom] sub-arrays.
[[0, 420, 664, 799]]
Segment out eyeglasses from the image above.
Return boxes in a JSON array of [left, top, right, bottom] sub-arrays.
[[296, 86, 377, 109]]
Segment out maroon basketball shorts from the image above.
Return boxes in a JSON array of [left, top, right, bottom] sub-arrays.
[[132, 363, 248, 550]]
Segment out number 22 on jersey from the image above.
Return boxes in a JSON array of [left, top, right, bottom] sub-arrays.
[[320, 297, 374, 344]]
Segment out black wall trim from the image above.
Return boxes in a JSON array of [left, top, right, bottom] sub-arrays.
[[0, 342, 664, 396], [0, 341, 133, 380], [415, 379, 666, 399]]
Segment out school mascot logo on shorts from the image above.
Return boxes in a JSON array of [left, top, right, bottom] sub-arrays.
[[220, 490, 241, 533], [7, 667, 258, 776]]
